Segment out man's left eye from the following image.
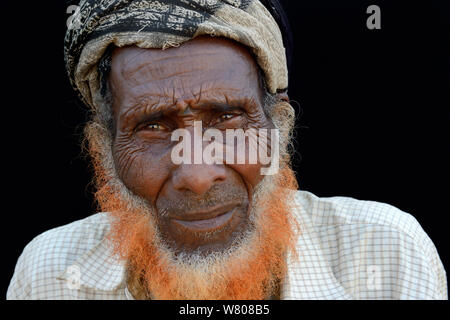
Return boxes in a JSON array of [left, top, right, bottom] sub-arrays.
[[142, 123, 167, 131], [220, 113, 235, 121]]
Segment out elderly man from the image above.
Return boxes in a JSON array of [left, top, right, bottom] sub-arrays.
[[7, 0, 447, 300]]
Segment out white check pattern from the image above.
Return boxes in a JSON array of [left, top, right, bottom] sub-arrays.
[[7, 191, 447, 300]]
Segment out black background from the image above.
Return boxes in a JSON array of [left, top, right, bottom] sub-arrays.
[[2, 0, 449, 298]]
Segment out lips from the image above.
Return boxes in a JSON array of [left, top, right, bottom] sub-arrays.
[[171, 203, 237, 232]]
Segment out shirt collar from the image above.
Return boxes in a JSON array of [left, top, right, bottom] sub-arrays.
[[58, 203, 352, 299]]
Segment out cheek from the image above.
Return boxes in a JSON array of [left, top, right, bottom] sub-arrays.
[[112, 136, 173, 205], [227, 163, 263, 188], [226, 114, 275, 188]]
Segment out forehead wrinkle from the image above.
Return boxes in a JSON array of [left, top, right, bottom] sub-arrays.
[[195, 86, 258, 105], [129, 81, 245, 105], [126, 66, 209, 86], [121, 49, 152, 70], [118, 64, 239, 97], [119, 51, 225, 81], [119, 96, 164, 123], [116, 78, 259, 119]]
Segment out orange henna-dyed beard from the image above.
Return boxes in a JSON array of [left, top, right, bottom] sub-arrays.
[[100, 168, 298, 300]]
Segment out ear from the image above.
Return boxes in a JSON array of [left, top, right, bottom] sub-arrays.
[[276, 91, 289, 102]]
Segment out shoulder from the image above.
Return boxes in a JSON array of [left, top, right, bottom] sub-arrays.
[[294, 190, 447, 299], [7, 213, 111, 300], [295, 190, 426, 242]]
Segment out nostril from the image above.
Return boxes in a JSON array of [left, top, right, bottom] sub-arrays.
[[214, 176, 225, 183], [172, 164, 227, 194]]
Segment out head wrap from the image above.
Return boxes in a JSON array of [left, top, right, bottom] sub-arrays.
[[64, 0, 289, 110]]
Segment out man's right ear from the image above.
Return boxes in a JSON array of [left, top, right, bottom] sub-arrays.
[[276, 90, 289, 102]]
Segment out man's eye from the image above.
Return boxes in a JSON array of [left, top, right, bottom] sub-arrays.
[[143, 123, 166, 131], [220, 113, 236, 121]]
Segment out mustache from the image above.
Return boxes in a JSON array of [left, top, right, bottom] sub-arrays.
[[156, 181, 248, 218]]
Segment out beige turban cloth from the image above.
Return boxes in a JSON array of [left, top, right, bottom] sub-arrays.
[[64, 0, 288, 110]]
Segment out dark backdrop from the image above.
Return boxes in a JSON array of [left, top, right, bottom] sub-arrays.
[[2, 0, 449, 297]]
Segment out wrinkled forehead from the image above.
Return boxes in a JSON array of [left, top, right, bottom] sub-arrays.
[[108, 37, 264, 103]]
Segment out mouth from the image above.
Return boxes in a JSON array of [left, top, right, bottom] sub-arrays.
[[171, 204, 237, 232]]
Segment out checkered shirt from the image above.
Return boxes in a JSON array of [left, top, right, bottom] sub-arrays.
[[6, 190, 447, 300]]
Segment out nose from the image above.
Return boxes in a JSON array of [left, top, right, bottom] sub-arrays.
[[172, 164, 226, 195]]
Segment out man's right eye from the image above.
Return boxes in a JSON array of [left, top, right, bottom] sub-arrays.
[[141, 123, 167, 131]]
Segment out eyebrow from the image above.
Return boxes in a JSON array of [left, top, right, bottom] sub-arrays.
[[119, 101, 169, 130], [191, 102, 244, 113], [120, 99, 248, 130]]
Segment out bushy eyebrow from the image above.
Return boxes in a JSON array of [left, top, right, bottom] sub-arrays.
[[118, 97, 252, 131], [118, 100, 171, 130], [191, 102, 245, 113], [128, 100, 244, 118]]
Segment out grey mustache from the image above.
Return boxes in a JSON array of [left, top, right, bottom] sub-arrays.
[[156, 183, 247, 218]]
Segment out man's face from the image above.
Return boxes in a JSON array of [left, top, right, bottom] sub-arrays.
[[109, 37, 274, 255]]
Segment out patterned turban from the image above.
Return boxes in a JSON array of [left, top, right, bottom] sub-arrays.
[[64, 0, 289, 111]]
